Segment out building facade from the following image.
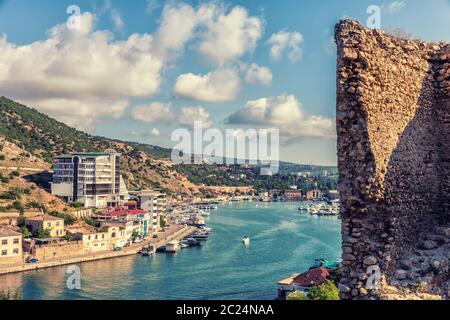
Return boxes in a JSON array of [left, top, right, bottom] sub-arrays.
[[130, 190, 167, 234], [306, 189, 322, 201], [25, 215, 66, 237], [51, 149, 129, 208], [0, 227, 23, 265], [283, 189, 303, 201]]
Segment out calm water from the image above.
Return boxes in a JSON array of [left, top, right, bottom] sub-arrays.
[[0, 202, 342, 300]]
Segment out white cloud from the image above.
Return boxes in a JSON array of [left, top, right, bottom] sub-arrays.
[[173, 68, 241, 102], [151, 128, 161, 136], [197, 5, 263, 66], [267, 30, 303, 63], [0, 12, 163, 130], [227, 94, 335, 139], [146, 0, 160, 13], [385, 1, 406, 14], [0, 3, 262, 129], [131, 102, 174, 124], [153, 3, 199, 58], [111, 9, 124, 30], [153, 3, 262, 66], [131, 128, 161, 137], [179, 106, 213, 128], [244, 63, 273, 86]]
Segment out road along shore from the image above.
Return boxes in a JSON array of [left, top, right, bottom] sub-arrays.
[[0, 225, 197, 275]]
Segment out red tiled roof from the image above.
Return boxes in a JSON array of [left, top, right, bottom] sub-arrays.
[[292, 267, 329, 287], [105, 208, 146, 217]]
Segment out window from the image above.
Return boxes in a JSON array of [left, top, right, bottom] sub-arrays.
[[1, 250, 7, 256], [13, 249, 19, 254], [13, 238, 19, 244], [47, 222, 51, 228], [1, 240, 7, 245], [56, 222, 60, 226]]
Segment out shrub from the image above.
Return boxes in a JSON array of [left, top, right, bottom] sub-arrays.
[[19, 226, 32, 239], [34, 228, 51, 239], [10, 170, 20, 177], [0, 187, 24, 200], [307, 280, 339, 300], [10, 201, 24, 213], [71, 201, 83, 208], [286, 291, 309, 300], [0, 154, 5, 161]]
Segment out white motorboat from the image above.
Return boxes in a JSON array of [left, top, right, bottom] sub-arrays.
[[242, 236, 250, 246]]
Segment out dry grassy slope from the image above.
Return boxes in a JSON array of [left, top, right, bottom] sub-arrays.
[[0, 137, 68, 212], [0, 96, 200, 197]]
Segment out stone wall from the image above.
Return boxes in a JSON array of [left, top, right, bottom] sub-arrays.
[[335, 20, 449, 299], [32, 242, 84, 261]]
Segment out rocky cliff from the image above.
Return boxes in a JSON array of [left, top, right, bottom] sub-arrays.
[[335, 20, 450, 299]]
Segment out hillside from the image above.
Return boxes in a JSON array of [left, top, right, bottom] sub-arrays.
[[0, 136, 68, 214], [0, 96, 199, 195]]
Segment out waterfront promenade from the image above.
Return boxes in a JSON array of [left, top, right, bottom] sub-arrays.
[[0, 224, 197, 275]]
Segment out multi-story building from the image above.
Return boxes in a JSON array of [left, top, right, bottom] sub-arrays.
[[306, 189, 323, 201], [51, 149, 129, 208], [98, 205, 151, 237], [0, 227, 23, 265], [25, 215, 66, 237], [283, 189, 303, 201], [130, 190, 167, 234]]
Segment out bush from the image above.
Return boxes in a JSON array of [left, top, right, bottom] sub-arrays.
[[19, 226, 31, 239], [286, 291, 309, 300], [0, 291, 21, 300], [34, 228, 51, 239], [71, 201, 83, 208], [0, 154, 5, 161], [10, 170, 20, 177], [307, 280, 339, 300], [9, 201, 24, 213]]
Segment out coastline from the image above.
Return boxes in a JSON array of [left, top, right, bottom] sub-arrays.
[[0, 225, 197, 275]]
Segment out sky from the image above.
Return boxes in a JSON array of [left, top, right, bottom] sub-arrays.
[[0, 0, 449, 166]]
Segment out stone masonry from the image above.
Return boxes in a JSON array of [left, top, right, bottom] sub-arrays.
[[335, 20, 449, 299]]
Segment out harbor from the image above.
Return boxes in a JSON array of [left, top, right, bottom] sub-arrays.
[[0, 202, 341, 300]]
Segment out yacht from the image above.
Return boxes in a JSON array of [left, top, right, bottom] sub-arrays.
[[242, 236, 250, 246]]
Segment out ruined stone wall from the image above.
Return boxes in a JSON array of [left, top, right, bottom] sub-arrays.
[[335, 20, 449, 299]]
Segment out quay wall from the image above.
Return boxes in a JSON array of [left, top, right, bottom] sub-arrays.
[[0, 226, 196, 275], [335, 20, 450, 299]]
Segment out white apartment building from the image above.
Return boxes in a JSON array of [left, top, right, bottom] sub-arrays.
[[51, 149, 129, 208], [130, 190, 167, 233]]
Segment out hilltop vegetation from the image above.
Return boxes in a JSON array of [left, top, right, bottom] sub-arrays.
[[0, 97, 198, 195]]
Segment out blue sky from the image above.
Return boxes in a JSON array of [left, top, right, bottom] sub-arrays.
[[0, 0, 449, 166]]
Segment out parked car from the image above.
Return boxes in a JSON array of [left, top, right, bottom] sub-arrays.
[[114, 247, 123, 251], [26, 258, 39, 264]]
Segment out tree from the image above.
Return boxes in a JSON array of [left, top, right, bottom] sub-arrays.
[[34, 228, 51, 239], [286, 291, 309, 300], [19, 226, 31, 239], [307, 280, 339, 300]]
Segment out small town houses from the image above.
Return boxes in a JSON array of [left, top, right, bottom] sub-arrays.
[[0, 190, 167, 266]]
